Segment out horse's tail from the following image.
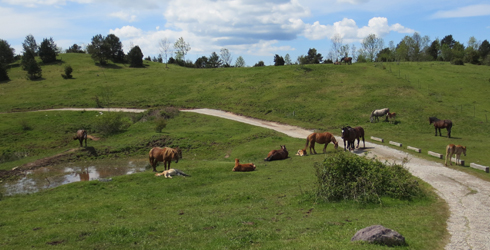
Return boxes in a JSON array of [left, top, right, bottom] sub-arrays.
[[305, 135, 311, 149]]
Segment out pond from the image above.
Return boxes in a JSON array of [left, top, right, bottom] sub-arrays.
[[1, 158, 149, 196]]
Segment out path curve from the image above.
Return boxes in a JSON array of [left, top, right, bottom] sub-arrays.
[[182, 108, 490, 250]]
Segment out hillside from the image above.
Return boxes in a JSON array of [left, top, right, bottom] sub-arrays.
[[2, 53, 490, 175]]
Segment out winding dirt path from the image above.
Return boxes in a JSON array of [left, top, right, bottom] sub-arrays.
[[182, 108, 490, 250]]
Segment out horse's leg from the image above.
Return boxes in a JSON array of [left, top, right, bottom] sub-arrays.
[[343, 140, 347, 151], [84, 137, 87, 147], [323, 143, 327, 154], [311, 141, 317, 154]]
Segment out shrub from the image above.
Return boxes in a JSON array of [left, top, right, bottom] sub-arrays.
[[314, 152, 423, 204], [61, 65, 73, 79], [93, 112, 129, 135], [159, 107, 180, 119], [451, 58, 464, 65], [154, 118, 167, 132]]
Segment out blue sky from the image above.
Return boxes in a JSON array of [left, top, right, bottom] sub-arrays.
[[1, 0, 489, 66]]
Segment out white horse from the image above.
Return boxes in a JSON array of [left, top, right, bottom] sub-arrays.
[[370, 108, 389, 123]]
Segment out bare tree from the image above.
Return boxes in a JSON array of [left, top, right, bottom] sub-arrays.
[[220, 48, 233, 67], [361, 34, 384, 62], [330, 33, 343, 61], [174, 37, 191, 61], [159, 38, 172, 67], [350, 44, 357, 62], [284, 54, 292, 65], [235, 56, 246, 67]]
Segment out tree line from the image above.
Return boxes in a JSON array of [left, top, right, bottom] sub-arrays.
[[1, 32, 489, 82]]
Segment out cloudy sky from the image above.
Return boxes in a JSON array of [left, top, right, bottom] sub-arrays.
[[1, 0, 489, 66]]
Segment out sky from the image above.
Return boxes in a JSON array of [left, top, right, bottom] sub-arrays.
[[1, 0, 490, 66]]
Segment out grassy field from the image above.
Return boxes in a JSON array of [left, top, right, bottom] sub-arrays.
[[1, 53, 488, 248], [0, 112, 447, 249]]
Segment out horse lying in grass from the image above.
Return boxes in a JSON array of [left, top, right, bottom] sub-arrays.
[[155, 168, 191, 178], [445, 144, 466, 166], [233, 158, 256, 172], [73, 129, 99, 147], [429, 117, 453, 138], [264, 145, 288, 161], [148, 147, 182, 172], [341, 126, 365, 151], [299, 132, 338, 156], [370, 108, 389, 123]]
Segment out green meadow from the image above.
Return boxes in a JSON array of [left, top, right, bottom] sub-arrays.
[[1, 53, 489, 248]]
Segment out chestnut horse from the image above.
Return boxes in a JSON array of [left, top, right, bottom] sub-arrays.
[[341, 126, 365, 151], [233, 158, 256, 172], [264, 145, 289, 161], [341, 57, 352, 65], [387, 112, 396, 123], [148, 147, 182, 172], [303, 132, 338, 155], [445, 144, 466, 166], [429, 117, 452, 138]]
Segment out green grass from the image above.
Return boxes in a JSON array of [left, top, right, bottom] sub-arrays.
[[0, 112, 447, 249]]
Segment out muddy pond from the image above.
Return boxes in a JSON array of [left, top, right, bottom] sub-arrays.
[[1, 158, 149, 196]]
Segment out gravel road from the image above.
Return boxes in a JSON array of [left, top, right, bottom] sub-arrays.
[[182, 108, 490, 250]]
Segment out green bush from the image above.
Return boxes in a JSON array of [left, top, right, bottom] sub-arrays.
[[61, 65, 73, 79], [154, 118, 167, 132], [314, 152, 423, 204], [92, 112, 128, 135], [451, 58, 464, 65]]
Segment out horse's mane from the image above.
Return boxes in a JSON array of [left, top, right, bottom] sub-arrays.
[[163, 147, 180, 160], [429, 117, 440, 123]]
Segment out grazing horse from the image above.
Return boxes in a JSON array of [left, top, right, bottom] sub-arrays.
[[445, 144, 466, 166], [148, 147, 182, 172], [387, 112, 397, 123], [429, 117, 453, 138], [73, 129, 99, 147], [370, 108, 390, 123], [341, 126, 365, 151], [264, 145, 289, 161], [302, 132, 338, 155], [340, 57, 352, 65], [233, 158, 256, 172]]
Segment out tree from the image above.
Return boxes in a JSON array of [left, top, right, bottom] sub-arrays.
[[0, 63, 8, 81], [21, 49, 36, 70], [361, 34, 384, 62], [174, 37, 191, 61], [66, 44, 84, 53], [207, 52, 222, 68], [350, 45, 357, 62], [127, 46, 143, 67], [376, 48, 393, 62], [273, 54, 285, 66], [478, 40, 490, 60], [305, 48, 322, 64], [220, 48, 233, 67], [235, 56, 246, 67], [254, 61, 265, 67], [39, 37, 58, 63], [87, 34, 110, 65], [339, 44, 350, 58], [427, 39, 440, 60], [441, 35, 455, 49], [24, 57, 42, 80], [22, 34, 38, 56], [330, 33, 342, 61], [284, 54, 292, 65], [105, 34, 124, 63], [159, 38, 172, 67], [61, 65, 73, 79], [467, 36, 480, 51], [0, 40, 15, 65], [195, 56, 208, 68]]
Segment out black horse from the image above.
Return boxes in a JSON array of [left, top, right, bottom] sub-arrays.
[[429, 117, 453, 138], [341, 126, 365, 151]]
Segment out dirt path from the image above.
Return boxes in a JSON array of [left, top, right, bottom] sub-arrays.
[[182, 108, 490, 250]]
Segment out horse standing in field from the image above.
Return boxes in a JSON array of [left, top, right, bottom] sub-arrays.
[[445, 144, 466, 166], [264, 145, 289, 161], [341, 57, 352, 65], [301, 132, 338, 155], [370, 108, 390, 123], [341, 126, 365, 151], [148, 147, 182, 172], [73, 129, 99, 147], [386, 112, 397, 123], [429, 117, 453, 138]]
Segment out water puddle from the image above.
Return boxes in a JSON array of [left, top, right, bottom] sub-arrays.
[[1, 158, 148, 196]]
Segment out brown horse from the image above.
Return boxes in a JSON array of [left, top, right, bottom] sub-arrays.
[[148, 147, 182, 172], [429, 117, 452, 138], [303, 132, 338, 155], [387, 112, 396, 123], [264, 145, 289, 161], [233, 158, 256, 172], [445, 144, 466, 166], [340, 57, 352, 65], [73, 129, 99, 147], [341, 126, 365, 151]]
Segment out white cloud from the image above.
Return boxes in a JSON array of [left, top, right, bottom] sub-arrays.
[[110, 26, 143, 38], [0, 6, 66, 39], [1, 0, 92, 7], [109, 11, 137, 22], [431, 4, 490, 18], [336, 0, 368, 5]]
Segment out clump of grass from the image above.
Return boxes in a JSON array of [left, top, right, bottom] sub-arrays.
[[154, 118, 167, 132], [315, 152, 424, 204], [19, 120, 32, 131]]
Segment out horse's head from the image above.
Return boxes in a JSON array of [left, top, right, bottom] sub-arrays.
[[281, 145, 287, 152], [462, 146, 467, 156], [333, 141, 339, 149]]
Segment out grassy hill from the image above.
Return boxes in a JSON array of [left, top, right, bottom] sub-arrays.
[[1, 53, 488, 248]]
